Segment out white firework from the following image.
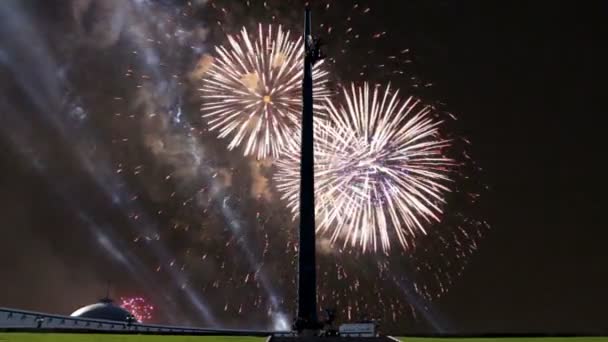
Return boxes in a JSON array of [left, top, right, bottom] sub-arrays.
[[275, 83, 455, 253], [200, 24, 330, 159]]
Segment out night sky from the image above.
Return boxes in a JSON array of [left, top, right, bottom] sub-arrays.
[[0, 0, 606, 336]]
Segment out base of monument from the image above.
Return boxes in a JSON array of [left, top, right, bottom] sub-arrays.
[[268, 335, 397, 342]]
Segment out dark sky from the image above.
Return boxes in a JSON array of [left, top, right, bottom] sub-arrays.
[[0, 0, 606, 335], [403, 1, 607, 334]]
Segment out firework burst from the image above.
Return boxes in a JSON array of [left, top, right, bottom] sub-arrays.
[[120, 296, 154, 323], [199, 24, 330, 159], [275, 82, 456, 253]]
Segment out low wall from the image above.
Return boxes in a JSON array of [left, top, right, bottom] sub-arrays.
[[0, 307, 270, 336]]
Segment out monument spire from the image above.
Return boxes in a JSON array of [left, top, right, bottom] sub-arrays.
[[295, 6, 324, 333]]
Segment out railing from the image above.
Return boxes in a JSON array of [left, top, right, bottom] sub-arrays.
[[0, 307, 271, 336]]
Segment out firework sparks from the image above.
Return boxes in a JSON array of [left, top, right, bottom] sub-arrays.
[[120, 296, 154, 323], [275, 82, 456, 253], [200, 24, 330, 159], [106, 0, 486, 329]]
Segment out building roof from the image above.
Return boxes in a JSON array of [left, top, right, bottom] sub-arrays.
[[70, 298, 134, 322]]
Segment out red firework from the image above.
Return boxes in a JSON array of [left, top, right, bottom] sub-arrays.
[[120, 296, 154, 323]]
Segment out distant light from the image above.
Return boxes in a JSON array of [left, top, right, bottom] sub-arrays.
[[272, 312, 291, 332]]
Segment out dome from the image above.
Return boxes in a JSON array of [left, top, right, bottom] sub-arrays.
[[71, 298, 135, 322]]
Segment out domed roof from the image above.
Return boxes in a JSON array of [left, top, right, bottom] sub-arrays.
[[71, 298, 135, 322]]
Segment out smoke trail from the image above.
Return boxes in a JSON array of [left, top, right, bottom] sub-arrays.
[[0, 0, 218, 326]]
